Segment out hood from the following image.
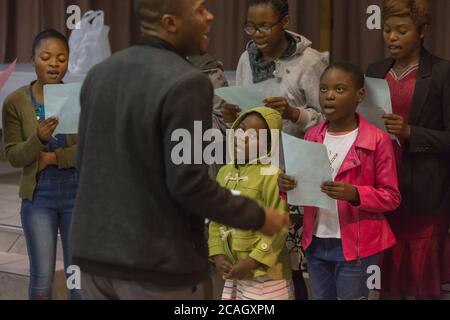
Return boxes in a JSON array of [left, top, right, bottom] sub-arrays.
[[229, 106, 282, 163], [188, 53, 224, 72], [232, 106, 282, 131], [245, 30, 313, 57]]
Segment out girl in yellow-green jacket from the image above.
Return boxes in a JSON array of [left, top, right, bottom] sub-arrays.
[[208, 107, 293, 300]]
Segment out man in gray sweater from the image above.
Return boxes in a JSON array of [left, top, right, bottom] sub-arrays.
[[71, 0, 289, 300]]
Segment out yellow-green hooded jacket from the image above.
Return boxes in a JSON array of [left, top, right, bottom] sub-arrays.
[[208, 107, 291, 280]]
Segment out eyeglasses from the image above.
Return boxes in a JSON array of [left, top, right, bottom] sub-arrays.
[[243, 17, 284, 36]]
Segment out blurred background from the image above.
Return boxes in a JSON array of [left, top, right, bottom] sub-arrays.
[[1, 0, 450, 71]]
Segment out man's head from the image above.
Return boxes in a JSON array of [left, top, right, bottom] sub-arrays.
[[319, 62, 365, 123], [135, 0, 214, 56]]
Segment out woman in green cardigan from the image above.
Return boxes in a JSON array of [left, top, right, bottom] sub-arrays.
[[2, 29, 80, 300]]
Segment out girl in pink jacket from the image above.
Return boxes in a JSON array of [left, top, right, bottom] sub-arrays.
[[279, 62, 401, 300]]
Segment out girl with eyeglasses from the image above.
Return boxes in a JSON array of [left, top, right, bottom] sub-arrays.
[[221, 0, 327, 139]]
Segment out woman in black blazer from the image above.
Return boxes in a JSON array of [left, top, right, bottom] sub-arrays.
[[366, 0, 450, 299]]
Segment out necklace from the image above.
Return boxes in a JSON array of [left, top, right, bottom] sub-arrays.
[[392, 62, 419, 79], [393, 60, 419, 73]]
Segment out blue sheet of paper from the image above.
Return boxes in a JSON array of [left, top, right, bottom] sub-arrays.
[[44, 83, 82, 135], [215, 85, 266, 111], [253, 78, 282, 98], [282, 132, 337, 211]]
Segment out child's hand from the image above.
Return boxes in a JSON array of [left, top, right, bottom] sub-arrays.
[[260, 208, 290, 236], [220, 103, 241, 124], [278, 172, 297, 192], [225, 257, 258, 280], [264, 97, 300, 122], [213, 255, 233, 276], [321, 181, 360, 203]]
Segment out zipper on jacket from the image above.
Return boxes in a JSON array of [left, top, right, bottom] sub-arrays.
[[356, 149, 362, 264]]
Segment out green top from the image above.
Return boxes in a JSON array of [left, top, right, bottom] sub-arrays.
[[208, 107, 291, 280], [2, 85, 77, 200]]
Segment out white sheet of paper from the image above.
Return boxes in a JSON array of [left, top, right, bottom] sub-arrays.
[[357, 77, 398, 142], [282, 133, 337, 211], [214, 85, 266, 111], [44, 83, 82, 135]]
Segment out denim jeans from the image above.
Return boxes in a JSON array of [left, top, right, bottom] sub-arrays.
[[306, 236, 379, 300], [20, 166, 81, 300]]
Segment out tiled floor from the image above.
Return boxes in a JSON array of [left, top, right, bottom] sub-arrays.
[[0, 162, 21, 228], [0, 162, 63, 260]]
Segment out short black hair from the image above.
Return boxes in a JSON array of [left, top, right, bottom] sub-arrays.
[[32, 29, 69, 57], [248, 0, 290, 18], [134, 0, 179, 23], [321, 62, 365, 89]]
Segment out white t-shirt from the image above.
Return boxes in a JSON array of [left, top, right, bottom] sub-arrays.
[[314, 128, 359, 239]]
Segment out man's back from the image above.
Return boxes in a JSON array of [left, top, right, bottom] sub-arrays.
[[72, 39, 212, 286], [71, 36, 265, 287]]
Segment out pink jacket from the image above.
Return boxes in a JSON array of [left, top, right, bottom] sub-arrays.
[[302, 114, 401, 261]]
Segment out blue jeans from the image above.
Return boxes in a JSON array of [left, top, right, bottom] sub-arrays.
[[20, 166, 81, 300], [306, 236, 379, 300]]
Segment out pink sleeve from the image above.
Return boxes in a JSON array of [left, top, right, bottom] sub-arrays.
[[354, 133, 401, 213]]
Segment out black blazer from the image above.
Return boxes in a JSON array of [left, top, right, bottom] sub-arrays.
[[366, 48, 450, 215]]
